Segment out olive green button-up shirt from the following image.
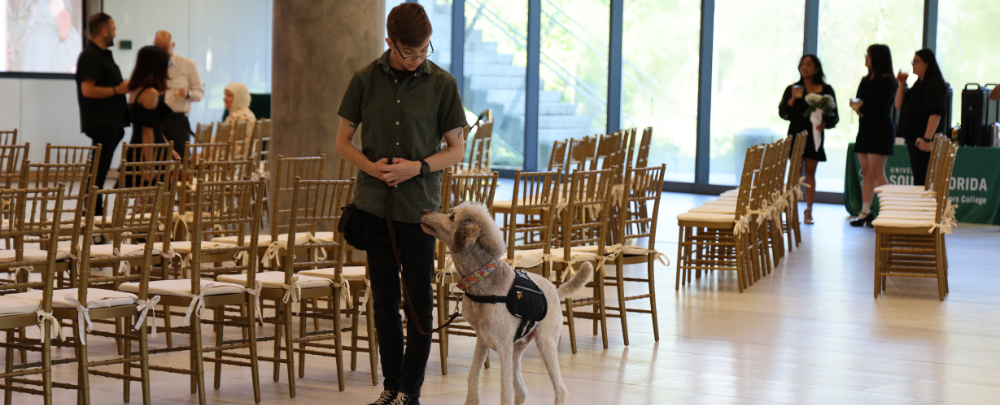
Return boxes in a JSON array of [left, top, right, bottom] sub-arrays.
[[338, 50, 468, 223]]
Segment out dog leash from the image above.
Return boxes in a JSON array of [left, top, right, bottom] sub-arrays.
[[384, 157, 460, 336]]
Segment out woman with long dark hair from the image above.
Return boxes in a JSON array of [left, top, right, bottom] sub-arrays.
[[849, 44, 898, 227], [779, 54, 839, 225], [125, 45, 175, 167], [895, 49, 946, 186]]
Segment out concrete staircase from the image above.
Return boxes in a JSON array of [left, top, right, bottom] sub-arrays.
[[425, 3, 594, 166]]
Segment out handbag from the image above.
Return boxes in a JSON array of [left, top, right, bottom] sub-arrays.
[[338, 203, 375, 250]]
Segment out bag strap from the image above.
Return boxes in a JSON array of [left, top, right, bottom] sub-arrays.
[[464, 293, 506, 304], [385, 160, 459, 336]]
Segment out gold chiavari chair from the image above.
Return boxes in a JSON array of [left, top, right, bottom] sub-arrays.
[[593, 131, 625, 173], [552, 168, 617, 351], [563, 136, 597, 182], [44, 144, 100, 166], [28, 161, 93, 289], [13, 184, 162, 405], [502, 171, 561, 280], [232, 178, 354, 393], [122, 179, 263, 405], [547, 139, 569, 173], [461, 120, 493, 174], [194, 123, 214, 144], [603, 164, 667, 345], [232, 121, 258, 161], [677, 146, 762, 292], [0, 185, 63, 405], [175, 159, 250, 243], [433, 169, 498, 374], [177, 142, 233, 216], [0, 129, 16, 146], [783, 132, 808, 248], [873, 141, 957, 300], [0, 144, 29, 190]]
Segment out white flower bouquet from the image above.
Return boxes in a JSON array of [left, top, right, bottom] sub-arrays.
[[802, 93, 835, 152]]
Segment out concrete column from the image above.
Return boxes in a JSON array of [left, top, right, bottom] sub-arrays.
[[271, 0, 385, 179]]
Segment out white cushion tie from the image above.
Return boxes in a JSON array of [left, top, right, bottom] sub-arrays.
[[333, 273, 353, 309], [134, 296, 160, 337], [281, 276, 304, 314], [160, 247, 180, 263], [11, 266, 33, 281], [64, 295, 93, 345], [262, 241, 287, 266], [35, 310, 66, 341], [301, 232, 329, 261], [114, 248, 131, 277], [184, 283, 230, 326], [244, 280, 264, 323]]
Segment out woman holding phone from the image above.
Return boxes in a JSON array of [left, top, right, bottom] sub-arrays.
[[779, 54, 839, 225], [894, 49, 947, 186], [849, 45, 897, 227]]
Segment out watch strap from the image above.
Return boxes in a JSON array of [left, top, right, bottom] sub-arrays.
[[420, 159, 430, 176]]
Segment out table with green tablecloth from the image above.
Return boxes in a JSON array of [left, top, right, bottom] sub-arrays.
[[844, 143, 1000, 225]]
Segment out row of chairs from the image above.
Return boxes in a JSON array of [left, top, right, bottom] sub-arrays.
[[675, 132, 809, 292], [872, 136, 958, 300]]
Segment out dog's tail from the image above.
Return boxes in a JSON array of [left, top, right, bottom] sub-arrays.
[[557, 262, 593, 300]]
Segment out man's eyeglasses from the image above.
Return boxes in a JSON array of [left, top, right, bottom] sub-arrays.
[[394, 41, 434, 61]]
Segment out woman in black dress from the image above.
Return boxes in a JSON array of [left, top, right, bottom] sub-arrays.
[[123, 45, 176, 188], [779, 54, 839, 224], [894, 49, 947, 186], [849, 44, 898, 227]]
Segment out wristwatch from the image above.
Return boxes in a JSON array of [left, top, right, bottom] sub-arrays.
[[419, 159, 430, 176]]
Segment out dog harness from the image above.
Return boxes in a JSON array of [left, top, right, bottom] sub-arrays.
[[460, 258, 548, 342]]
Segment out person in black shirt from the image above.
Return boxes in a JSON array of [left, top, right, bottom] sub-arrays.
[[849, 44, 898, 227], [894, 49, 947, 186], [75, 13, 129, 217], [778, 55, 839, 225]]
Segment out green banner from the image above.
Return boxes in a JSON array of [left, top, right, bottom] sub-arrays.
[[844, 143, 1000, 225]]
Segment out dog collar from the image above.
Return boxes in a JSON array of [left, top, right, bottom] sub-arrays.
[[456, 257, 503, 291]]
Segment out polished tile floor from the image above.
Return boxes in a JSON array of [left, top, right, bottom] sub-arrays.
[[10, 190, 1000, 404]]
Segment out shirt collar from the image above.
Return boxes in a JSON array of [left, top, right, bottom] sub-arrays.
[[456, 257, 503, 291], [379, 49, 431, 78], [86, 40, 112, 57]]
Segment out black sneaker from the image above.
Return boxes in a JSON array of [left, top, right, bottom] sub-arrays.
[[388, 392, 419, 405], [368, 390, 397, 405]]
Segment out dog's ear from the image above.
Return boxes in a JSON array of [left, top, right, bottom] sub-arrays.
[[453, 221, 480, 251]]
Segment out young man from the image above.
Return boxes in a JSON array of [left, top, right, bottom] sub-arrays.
[[335, 3, 467, 405], [154, 30, 205, 158], [76, 12, 129, 218]]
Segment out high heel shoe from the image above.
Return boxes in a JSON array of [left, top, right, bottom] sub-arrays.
[[804, 209, 814, 225], [849, 213, 871, 227]]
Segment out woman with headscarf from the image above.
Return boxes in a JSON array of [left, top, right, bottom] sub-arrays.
[[214, 82, 256, 144]]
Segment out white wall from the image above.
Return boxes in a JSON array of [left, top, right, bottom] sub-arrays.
[[0, 0, 272, 167]]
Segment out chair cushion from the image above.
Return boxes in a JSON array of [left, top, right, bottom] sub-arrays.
[[878, 195, 936, 203], [216, 271, 333, 289], [164, 241, 224, 254], [0, 296, 41, 315], [299, 266, 366, 281], [688, 204, 736, 214], [871, 217, 937, 229], [676, 212, 737, 223], [10, 288, 137, 309], [120, 279, 244, 297], [0, 249, 69, 263], [511, 248, 600, 267], [879, 199, 936, 207], [874, 185, 925, 194], [211, 235, 273, 246], [877, 204, 940, 211], [59, 244, 160, 258], [875, 211, 936, 220]]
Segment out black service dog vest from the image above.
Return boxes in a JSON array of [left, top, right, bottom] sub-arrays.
[[465, 269, 548, 341]]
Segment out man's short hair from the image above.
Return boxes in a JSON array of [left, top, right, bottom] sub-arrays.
[[88, 12, 113, 37], [386, 3, 432, 48]]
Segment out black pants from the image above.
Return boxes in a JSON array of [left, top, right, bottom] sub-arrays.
[[161, 112, 192, 158], [84, 126, 125, 215], [907, 142, 932, 186], [361, 209, 436, 398]]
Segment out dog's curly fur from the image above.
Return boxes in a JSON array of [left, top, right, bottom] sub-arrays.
[[421, 203, 591, 405]]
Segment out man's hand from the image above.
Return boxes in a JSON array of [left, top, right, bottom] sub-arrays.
[[363, 158, 388, 183], [377, 158, 421, 187], [917, 138, 934, 152], [115, 80, 130, 95]]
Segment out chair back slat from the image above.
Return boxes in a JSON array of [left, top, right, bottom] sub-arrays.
[[0, 129, 17, 146], [0, 144, 29, 189], [283, 178, 354, 274], [634, 127, 653, 168], [272, 155, 326, 238], [214, 122, 233, 144], [194, 123, 214, 143], [190, 179, 265, 282]]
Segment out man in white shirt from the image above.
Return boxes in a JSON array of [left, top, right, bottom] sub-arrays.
[[154, 30, 204, 157]]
